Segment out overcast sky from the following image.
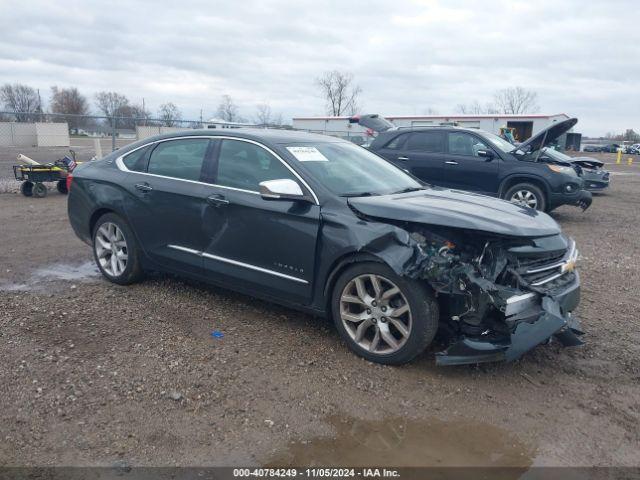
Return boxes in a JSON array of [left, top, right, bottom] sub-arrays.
[[1, 0, 638, 136]]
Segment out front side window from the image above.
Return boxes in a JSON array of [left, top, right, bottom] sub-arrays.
[[406, 131, 445, 153], [284, 141, 422, 197], [216, 140, 297, 192], [122, 146, 148, 172], [147, 139, 209, 181], [448, 132, 491, 157], [482, 132, 517, 153]]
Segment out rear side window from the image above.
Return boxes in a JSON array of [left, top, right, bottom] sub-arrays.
[[216, 140, 297, 192], [147, 139, 209, 181], [406, 131, 445, 152], [122, 146, 148, 172]]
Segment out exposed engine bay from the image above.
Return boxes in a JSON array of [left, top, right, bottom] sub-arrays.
[[357, 217, 584, 365]]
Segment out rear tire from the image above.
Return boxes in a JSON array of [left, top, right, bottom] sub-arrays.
[[32, 182, 47, 198], [20, 181, 33, 197], [503, 183, 546, 211], [92, 213, 144, 285], [56, 179, 68, 194], [331, 262, 439, 365]]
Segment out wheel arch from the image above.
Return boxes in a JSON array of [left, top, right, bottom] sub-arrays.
[[321, 251, 386, 316], [498, 174, 550, 200]]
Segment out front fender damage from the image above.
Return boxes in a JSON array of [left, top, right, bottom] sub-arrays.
[[352, 215, 584, 366]]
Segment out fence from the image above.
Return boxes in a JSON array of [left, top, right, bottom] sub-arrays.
[[0, 111, 373, 151], [0, 111, 210, 151], [136, 125, 193, 140], [0, 122, 71, 147]]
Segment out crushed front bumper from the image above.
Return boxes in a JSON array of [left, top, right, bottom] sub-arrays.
[[435, 272, 583, 366], [582, 171, 610, 191], [549, 189, 592, 211]]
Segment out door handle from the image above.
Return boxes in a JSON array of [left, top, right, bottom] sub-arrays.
[[206, 194, 230, 206], [445, 161, 459, 165], [397, 156, 409, 161], [135, 182, 153, 192]]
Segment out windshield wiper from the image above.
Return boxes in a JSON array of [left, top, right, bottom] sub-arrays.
[[391, 186, 426, 194], [340, 191, 381, 198]]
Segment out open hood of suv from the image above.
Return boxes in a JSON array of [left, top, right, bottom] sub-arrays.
[[514, 117, 578, 154], [349, 187, 560, 237], [349, 114, 396, 132]]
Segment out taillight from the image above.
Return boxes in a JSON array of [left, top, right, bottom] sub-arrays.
[[66, 173, 73, 192]]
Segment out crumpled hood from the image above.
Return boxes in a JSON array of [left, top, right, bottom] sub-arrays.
[[348, 188, 561, 237]]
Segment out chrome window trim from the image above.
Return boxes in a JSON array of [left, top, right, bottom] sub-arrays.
[[115, 135, 319, 204], [167, 244, 308, 284]]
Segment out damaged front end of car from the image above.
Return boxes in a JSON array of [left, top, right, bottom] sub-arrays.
[[354, 218, 584, 366]]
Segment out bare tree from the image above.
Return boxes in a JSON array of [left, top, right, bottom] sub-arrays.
[[158, 102, 182, 127], [493, 87, 539, 114], [119, 104, 151, 129], [217, 95, 241, 122], [315, 70, 362, 116], [95, 91, 130, 123], [455, 100, 499, 115], [623, 129, 640, 142], [254, 103, 272, 125], [50, 86, 89, 129], [272, 112, 284, 126], [0, 83, 42, 122]]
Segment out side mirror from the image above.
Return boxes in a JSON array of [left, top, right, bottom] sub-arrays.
[[259, 179, 310, 202], [477, 149, 494, 161]]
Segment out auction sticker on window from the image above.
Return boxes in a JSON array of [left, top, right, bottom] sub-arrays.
[[286, 146, 329, 162]]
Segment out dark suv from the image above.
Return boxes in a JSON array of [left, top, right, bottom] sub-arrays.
[[360, 115, 592, 212]]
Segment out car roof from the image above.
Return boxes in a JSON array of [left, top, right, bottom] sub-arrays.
[[139, 128, 345, 145], [394, 126, 489, 134]]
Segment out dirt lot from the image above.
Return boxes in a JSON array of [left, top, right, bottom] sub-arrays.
[[0, 151, 639, 469]]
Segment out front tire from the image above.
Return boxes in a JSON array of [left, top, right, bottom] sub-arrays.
[[504, 183, 546, 211], [331, 262, 439, 365], [92, 213, 144, 285]]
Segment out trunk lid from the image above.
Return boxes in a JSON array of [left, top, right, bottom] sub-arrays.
[[514, 117, 578, 154], [349, 114, 396, 133]]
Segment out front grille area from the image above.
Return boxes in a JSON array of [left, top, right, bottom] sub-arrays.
[[515, 251, 565, 271], [508, 239, 578, 292]]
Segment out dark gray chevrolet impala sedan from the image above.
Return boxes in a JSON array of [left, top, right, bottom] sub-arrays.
[[67, 129, 584, 365]]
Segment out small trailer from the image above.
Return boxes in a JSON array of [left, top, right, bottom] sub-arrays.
[[13, 152, 77, 198]]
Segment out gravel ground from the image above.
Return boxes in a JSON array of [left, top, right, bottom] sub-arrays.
[[0, 151, 639, 468]]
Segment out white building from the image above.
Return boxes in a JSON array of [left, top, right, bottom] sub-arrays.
[[292, 113, 572, 144]]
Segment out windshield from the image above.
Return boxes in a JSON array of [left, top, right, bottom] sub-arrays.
[[284, 142, 422, 197], [542, 147, 572, 161], [482, 132, 517, 153]]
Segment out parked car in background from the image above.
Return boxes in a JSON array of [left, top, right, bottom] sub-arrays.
[[583, 145, 601, 152], [67, 129, 584, 366], [541, 148, 609, 192], [360, 115, 592, 212], [600, 144, 621, 153], [624, 144, 640, 154]]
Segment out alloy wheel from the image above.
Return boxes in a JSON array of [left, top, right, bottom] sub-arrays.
[[339, 274, 412, 354], [95, 222, 128, 277], [510, 189, 538, 209]]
